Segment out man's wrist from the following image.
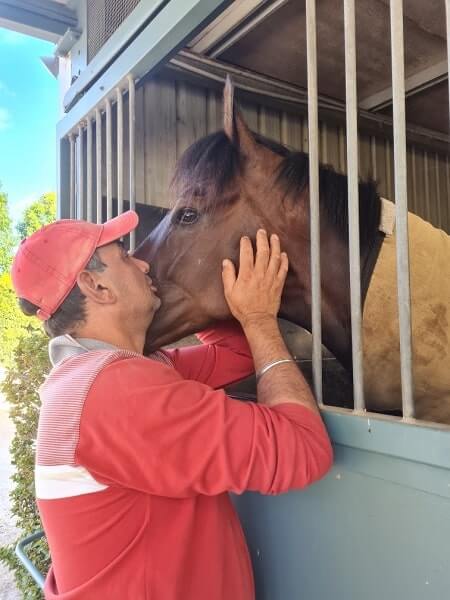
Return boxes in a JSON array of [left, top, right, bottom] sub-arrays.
[[240, 314, 278, 332]]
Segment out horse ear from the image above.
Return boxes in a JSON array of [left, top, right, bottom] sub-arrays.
[[223, 75, 257, 156]]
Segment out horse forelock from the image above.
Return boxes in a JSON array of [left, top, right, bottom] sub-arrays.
[[171, 129, 381, 251], [172, 131, 240, 212]]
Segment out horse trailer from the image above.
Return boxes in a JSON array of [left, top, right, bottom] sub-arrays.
[[5, 1, 450, 598]]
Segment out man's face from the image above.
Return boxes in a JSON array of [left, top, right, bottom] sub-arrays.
[[96, 241, 161, 326]]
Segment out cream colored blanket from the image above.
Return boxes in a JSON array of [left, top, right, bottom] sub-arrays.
[[362, 201, 450, 424]]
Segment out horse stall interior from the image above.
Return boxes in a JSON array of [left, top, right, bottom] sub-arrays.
[[50, 0, 450, 598]]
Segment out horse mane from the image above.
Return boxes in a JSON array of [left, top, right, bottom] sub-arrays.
[[172, 130, 381, 249]]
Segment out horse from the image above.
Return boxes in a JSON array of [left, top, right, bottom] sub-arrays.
[[134, 79, 450, 425]]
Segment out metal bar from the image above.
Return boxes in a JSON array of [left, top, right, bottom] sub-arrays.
[[69, 134, 75, 218], [57, 137, 71, 219], [338, 126, 346, 172], [385, 139, 392, 199], [105, 98, 113, 220], [424, 151, 430, 221], [370, 136, 377, 180], [446, 0, 450, 127], [128, 76, 136, 250], [411, 145, 417, 214], [321, 121, 328, 163], [435, 153, 441, 229], [77, 124, 84, 220], [96, 108, 102, 224], [117, 88, 124, 216], [344, 0, 364, 411], [86, 117, 93, 222], [305, 0, 322, 404], [15, 530, 45, 589], [390, 0, 414, 419]]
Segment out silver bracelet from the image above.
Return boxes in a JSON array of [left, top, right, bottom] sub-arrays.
[[256, 358, 295, 383]]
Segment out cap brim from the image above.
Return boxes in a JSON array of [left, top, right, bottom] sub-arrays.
[[97, 210, 139, 247]]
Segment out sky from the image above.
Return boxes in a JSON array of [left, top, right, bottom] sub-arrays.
[[0, 27, 58, 224]]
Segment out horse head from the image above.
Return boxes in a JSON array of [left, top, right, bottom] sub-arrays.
[[135, 78, 379, 364]]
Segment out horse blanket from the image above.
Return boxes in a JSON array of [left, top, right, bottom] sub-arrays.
[[363, 199, 450, 424]]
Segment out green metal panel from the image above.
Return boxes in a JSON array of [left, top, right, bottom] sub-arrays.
[[233, 410, 450, 600]]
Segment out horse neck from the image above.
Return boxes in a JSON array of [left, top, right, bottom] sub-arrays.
[[278, 217, 353, 369]]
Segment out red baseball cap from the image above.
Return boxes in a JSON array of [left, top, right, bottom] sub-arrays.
[[11, 211, 139, 321]]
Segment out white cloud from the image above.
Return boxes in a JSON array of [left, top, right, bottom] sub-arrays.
[[0, 106, 11, 130]]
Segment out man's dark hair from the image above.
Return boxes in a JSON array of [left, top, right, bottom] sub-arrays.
[[18, 251, 106, 338]]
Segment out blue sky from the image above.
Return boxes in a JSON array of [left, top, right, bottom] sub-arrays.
[[0, 27, 58, 223]]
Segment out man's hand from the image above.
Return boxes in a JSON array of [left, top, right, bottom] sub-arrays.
[[222, 229, 289, 328]]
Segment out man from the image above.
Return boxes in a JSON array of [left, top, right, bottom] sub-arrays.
[[11, 210, 333, 599]]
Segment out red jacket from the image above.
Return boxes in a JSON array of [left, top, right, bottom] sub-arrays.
[[36, 322, 333, 599]]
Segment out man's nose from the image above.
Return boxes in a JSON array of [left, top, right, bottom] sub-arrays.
[[132, 256, 150, 273]]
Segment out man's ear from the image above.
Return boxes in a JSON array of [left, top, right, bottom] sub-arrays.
[[76, 270, 115, 305], [223, 75, 257, 157]]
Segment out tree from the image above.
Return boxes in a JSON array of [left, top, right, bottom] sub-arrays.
[[0, 191, 56, 367], [16, 192, 56, 239], [0, 185, 15, 273]]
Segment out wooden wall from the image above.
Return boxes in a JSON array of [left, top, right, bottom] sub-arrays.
[[91, 74, 449, 233]]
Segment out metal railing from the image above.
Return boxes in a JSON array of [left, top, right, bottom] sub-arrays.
[[57, 0, 450, 424], [15, 530, 46, 590]]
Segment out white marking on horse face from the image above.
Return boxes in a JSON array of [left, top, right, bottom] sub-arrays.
[[197, 259, 203, 266]]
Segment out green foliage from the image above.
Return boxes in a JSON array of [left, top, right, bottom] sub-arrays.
[[0, 186, 16, 274], [0, 331, 51, 599], [0, 273, 40, 368], [16, 193, 56, 240], [0, 191, 55, 368], [0, 188, 56, 597]]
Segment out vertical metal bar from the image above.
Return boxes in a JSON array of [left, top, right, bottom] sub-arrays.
[[321, 121, 328, 163], [390, 0, 414, 419], [69, 134, 75, 219], [57, 137, 71, 219], [411, 145, 417, 214], [338, 126, 346, 172], [128, 76, 136, 250], [105, 98, 113, 221], [447, 157, 450, 231], [385, 139, 392, 199], [424, 151, 430, 221], [117, 88, 124, 216], [305, 0, 322, 404], [344, 0, 365, 411], [77, 124, 84, 220], [370, 136, 377, 180], [435, 153, 441, 229], [87, 117, 93, 222], [96, 108, 102, 224], [446, 0, 450, 126]]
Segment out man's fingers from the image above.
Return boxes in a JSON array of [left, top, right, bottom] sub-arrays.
[[222, 258, 236, 297], [238, 236, 254, 279], [254, 229, 270, 275], [275, 252, 289, 288], [266, 233, 282, 279]]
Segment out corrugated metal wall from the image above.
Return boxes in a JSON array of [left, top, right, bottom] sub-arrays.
[[101, 74, 449, 233]]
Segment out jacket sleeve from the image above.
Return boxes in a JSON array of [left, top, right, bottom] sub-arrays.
[[75, 357, 333, 499], [163, 320, 254, 388]]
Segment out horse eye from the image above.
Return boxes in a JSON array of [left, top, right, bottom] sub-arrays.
[[173, 207, 199, 226]]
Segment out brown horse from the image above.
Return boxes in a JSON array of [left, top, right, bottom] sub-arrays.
[[134, 80, 450, 424]]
